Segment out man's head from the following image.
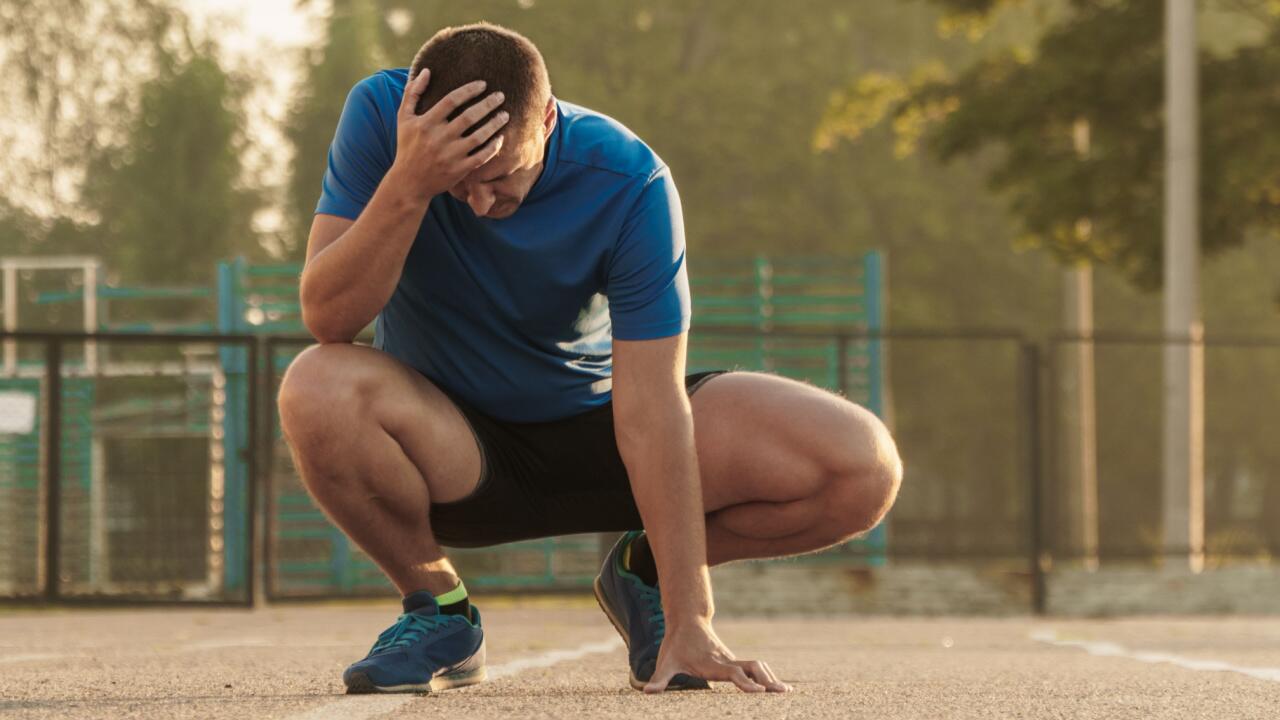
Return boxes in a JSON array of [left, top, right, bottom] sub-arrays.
[[410, 23, 554, 218]]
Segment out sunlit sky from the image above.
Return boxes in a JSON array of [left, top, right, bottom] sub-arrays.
[[183, 0, 318, 54]]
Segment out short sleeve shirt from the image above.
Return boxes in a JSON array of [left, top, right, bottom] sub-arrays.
[[316, 69, 691, 421]]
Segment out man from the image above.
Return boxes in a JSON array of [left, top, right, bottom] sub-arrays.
[[278, 22, 902, 695]]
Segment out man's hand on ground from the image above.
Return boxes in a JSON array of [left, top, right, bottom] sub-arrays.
[[644, 616, 791, 694], [390, 68, 509, 198]]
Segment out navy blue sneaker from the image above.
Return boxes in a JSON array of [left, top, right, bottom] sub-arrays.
[[342, 591, 486, 693], [594, 531, 710, 691]]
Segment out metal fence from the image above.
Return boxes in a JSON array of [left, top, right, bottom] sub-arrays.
[[6, 328, 1279, 612], [1045, 333, 1280, 565], [0, 332, 258, 605]]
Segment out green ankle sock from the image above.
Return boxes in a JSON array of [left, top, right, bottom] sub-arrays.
[[435, 580, 470, 617]]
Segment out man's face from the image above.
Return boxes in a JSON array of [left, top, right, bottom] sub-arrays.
[[447, 127, 546, 219]]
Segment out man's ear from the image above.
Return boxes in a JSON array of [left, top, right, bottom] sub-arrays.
[[542, 96, 557, 137]]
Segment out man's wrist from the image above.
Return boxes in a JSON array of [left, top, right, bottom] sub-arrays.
[[382, 163, 438, 212], [660, 582, 715, 629], [665, 608, 714, 634]]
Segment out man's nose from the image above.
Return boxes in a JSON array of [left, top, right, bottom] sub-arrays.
[[465, 184, 496, 217]]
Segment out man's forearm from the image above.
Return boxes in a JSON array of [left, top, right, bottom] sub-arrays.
[[618, 403, 714, 622], [300, 166, 430, 342]]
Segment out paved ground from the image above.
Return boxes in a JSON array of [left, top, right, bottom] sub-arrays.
[[2, 597, 1278, 719]]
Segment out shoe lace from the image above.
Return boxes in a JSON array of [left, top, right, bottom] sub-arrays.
[[635, 582, 666, 647], [368, 612, 456, 654]]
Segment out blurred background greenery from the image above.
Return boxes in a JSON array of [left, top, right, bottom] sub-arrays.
[[3, 0, 1280, 585]]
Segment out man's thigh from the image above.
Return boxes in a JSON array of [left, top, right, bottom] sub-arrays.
[[278, 343, 482, 503], [690, 371, 886, 512]]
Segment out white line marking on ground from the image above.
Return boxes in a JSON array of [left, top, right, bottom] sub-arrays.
[[284, 636, 623, 720], [1031, 629, 1280, 683], [483, 637, 623, 681]]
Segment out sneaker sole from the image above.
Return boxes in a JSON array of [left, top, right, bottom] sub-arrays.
[[593, 576, 709, 692], [344, 666, 487, 694]]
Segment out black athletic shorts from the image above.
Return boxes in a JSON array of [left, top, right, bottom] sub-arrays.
[[429, 371, 725, 548]]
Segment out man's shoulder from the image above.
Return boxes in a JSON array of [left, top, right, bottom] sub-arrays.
[[348, 68, 409, 112], [555, 101, 664, 182], [330, 69, 410, 153]]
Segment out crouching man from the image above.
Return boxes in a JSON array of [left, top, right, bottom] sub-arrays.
[[278, 21, 902, 695]]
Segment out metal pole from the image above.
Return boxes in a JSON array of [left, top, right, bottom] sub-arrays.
[[1023, 342, 1047, 615], [44, 339, 62, 602], [1163, 0, 1205, 571], [2, 262, 16, 376], [263, 338, 278, 602], [836, 333, 849, 397], [246, 338, 261, 607]]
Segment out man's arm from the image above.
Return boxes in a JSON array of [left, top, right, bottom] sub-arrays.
[[300, 69, 509, 343], [612, 333, 787, 694], [300, 194, 415, 343]]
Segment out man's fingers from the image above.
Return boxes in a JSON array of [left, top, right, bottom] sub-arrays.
[[465, 111, 510, 150], [742, 660, 790, 692], [451, 91, 506, 135], [466, 134, 505, 169], [400, 68, 430, 115], [647, 659, 769, 695], [723, 665, 766, 693], [423, 79, 488, 123]]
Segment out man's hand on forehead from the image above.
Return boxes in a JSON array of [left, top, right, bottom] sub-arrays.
[[388, 68, 510, 199]]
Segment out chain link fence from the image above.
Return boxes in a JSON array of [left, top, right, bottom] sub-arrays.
[[6, 329, 1280, 612], [1, 332, 257, 605]]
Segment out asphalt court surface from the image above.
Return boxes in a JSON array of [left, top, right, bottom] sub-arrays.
[[2, 598, 1278, 719]]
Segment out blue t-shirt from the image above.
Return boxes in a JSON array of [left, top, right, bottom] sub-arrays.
[[316, 69, 690, 422]]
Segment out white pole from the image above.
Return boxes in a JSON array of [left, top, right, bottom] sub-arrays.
[[89, 438, 108, 590], [1063, 118, 1099, 571], [1063, 264, 1099, 569], [1163, 0, 1205, 571], [84, 259, 99, 374]]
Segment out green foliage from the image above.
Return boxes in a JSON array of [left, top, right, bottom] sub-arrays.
[[82, 48, 259, 284], [284, 1, 1021, 270], [0, 198, 88, 256], [0, 0, 175, 217], [808, 0, 1280, 554], [0, 0, 262, 285], [819, 0, 1280, 291], [283, 0, 387, 257]]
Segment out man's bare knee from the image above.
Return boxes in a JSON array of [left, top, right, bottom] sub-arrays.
[[819, 406, 903, 542], [277, 344, 481, 504], [278, 344, 375, 457]]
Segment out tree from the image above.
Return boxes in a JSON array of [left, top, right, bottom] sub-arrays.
[[0, 0, 263, 284], [81, 44, 259, 284], [817, 0, 1280, 291], [0, 0, 175, 218], [282, 0, 386, 258], [813, 0, 1280, 560]]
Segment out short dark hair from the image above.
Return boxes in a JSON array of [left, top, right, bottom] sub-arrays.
[[409, 23, 550, 141]]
